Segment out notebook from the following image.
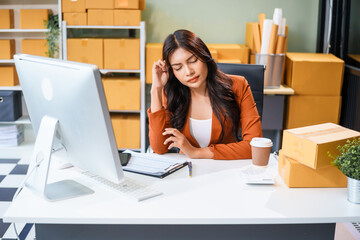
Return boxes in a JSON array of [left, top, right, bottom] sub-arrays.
[[122, 150, 188, 178]]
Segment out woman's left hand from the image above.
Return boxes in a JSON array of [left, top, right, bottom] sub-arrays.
[[163, 128, 198, 158]]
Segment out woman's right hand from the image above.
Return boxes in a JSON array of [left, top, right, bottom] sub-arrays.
[[152, 59, 169, 90]]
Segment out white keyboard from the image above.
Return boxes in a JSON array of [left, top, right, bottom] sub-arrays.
[[240, 166, 275, 185], [82, 171, 163, 201]]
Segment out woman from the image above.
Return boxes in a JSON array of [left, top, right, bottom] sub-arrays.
[[147, 29, 262, 160]]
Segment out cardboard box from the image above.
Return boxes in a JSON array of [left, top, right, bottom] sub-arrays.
[[0, 66, 19, 86], [111, 114, 140, 149], [250, 54, 255, 64], [104, 38, 140, 69], [0, 40, 15, 59], [278, 150, 347, 188], [62, 0, 86, 13], [145, 43, 162, 83], [0, 91, 22, 121], [139, 0, 146, 10], [114, 10, 140, 26], [102, 76, 140, 110], [67, 39, 104, 68], [210, 49, 218, 62], [285, 95, 342, 129], [20, 9, 50, 29], [0, 9, 14, 29], [282, 123, 360, 169], [285, 53, 344, 96], [217, 59, 242, 64], [21, 39, 48, 57], [207, 44, 249, 64], [86, 0, 114, 9], [63, 13, 87, 25], [115, 0, 139, 9], [88, 10, 114, 25]]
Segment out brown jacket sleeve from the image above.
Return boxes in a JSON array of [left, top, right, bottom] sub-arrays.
[[210, 75, 262, 160], [147, 91, 173, 154]]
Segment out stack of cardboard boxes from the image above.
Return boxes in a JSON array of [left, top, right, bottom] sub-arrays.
[[64, 0, 145, 150], [62, 0, 144, 26], [279, 123, 360, 187], [145, 43, 249, 84], [285, 53, 344, 129], [0, 9, 50, 86]]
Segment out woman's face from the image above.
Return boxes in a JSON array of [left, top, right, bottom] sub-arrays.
[[169, 47, 208, 90]]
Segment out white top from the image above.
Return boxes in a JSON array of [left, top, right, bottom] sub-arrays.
[[189, 117, 212, 148]]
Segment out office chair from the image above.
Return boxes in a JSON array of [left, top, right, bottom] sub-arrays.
[[217, 63, 265, 119]]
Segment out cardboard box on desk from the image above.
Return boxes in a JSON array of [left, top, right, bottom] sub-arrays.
[[207, 44, 249, 64], [67, 38, 104, 68], [20, 9, 50, 29], [88, 10, 114, 25], [111, 114, 140, 149], [0, 66, 19, 86], [21, 39, 48, 57], [285, 53, 344, 96], [62, 0, 86, 13], [0, 40, 15, 59], [104, 38, 140, 70], [63, 13, 87, 25], [145, 43, 162, 83], [114, 10, 140, 26], [0, 9, 14, 29], [282, 123, 360, 169], [102, 76, 140, 110], [285, 95, 341, 129], [86, 0, 114, 9], [278, 150, 347, 188]]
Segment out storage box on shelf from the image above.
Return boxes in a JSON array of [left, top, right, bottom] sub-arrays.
[[0, 0, 62, 145], [63, 20, 146, 152]]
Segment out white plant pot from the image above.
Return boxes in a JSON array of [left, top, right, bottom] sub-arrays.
[[347, 177, 360, 204]]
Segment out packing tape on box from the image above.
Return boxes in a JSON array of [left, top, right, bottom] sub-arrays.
[[297, 127, 346, 138], [81, 40, 88, 47], [118, 62, 125, 69], [119, 39, 125, 47], [118, 0, 129, 7]]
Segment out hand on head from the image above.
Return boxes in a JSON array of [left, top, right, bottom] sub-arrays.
[[152, 59, 169, 90]]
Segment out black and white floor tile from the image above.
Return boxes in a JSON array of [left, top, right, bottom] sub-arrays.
[[0, 158, 35, 240]]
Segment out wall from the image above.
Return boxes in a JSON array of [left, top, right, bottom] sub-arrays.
[[142, 0, 319, 52]]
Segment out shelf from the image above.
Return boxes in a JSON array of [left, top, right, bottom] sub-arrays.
[[0, 85, 22, 91], [0, 60, 15, 64], [264, 84, 295, 95], [0, 115, 31, 125], [109, 110, 141, 114], [67, 25, 141, 30], [100, 69, 141, 74], [118, 148, 140, 152], [0, 29, 49, 33]]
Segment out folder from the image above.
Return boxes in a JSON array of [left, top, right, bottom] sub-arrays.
[[122, 150, 188, 178]]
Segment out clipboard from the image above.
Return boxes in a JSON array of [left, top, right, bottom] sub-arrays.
[[122, 150, 189, 178]]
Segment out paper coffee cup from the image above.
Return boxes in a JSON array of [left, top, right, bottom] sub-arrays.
[[250, 137, 273, 166]]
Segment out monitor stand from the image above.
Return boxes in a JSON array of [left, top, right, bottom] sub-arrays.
[[25, 116, 94, 201]]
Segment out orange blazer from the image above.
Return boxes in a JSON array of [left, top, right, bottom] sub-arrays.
[[147, 75, 263, 160]]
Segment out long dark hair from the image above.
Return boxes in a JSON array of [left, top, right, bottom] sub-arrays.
[[163, 29, 240, 142]]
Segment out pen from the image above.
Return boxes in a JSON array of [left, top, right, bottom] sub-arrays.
[[188, 161, 192, 177]]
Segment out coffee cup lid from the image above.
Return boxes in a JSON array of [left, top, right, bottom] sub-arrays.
[[250, 137, 273, 148]]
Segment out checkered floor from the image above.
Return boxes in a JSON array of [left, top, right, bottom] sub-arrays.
[[0, 159, 35, 240]]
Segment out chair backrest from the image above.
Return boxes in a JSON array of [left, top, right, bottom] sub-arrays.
[[217, 63, 265, 119]]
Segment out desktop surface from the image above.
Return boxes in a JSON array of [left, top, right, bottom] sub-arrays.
[[4, 154, 360, 225]]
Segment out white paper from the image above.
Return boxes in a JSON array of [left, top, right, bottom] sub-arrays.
[[260, 19, 273, 54]]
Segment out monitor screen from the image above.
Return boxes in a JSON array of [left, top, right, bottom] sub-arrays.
[[14, 54, 124, 185]]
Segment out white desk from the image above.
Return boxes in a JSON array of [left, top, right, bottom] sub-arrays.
[[4, 154, 360, 240]]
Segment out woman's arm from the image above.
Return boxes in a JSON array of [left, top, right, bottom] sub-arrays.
[[209, 76, 262, 160]]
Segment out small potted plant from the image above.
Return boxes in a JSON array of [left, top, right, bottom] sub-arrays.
[[328, 138, 360, 204]]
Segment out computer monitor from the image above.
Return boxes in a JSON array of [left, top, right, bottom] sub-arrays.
[[14, 54, 124, 201]]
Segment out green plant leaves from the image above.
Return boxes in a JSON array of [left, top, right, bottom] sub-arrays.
[[329, 138, 360, 180], [44, 14, 59, 58]]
